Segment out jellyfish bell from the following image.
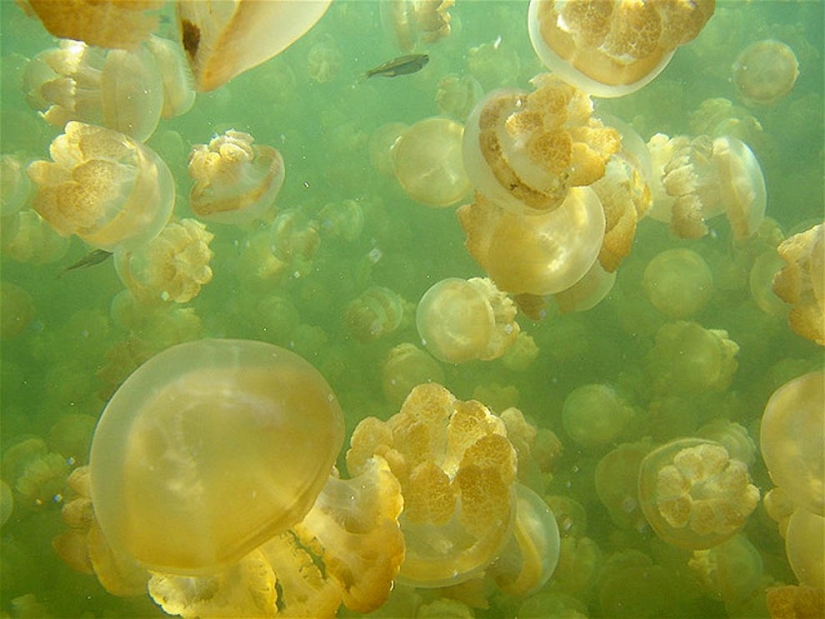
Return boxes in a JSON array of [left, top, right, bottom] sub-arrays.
[[392, 117, 471, 208], [642, 249, 714, 320], [527, 0, 716, 98], [89, 339, 345, 574], [381, 0, 454, 52], [27, 122, 175, 253], [733, 40, 799, 107], [177, 0, 333, 91]]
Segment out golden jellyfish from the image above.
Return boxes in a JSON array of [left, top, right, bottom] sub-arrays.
[[554, 260, 616, 314], [642, 249, 714, 319], [392, 117, 471, 208], [595, 440, 652, 532], [177, 1, 333, 91], [772, 223, 824, 346], [457, 188, 606, 295], [527, 0, 716, 98], [23, 40, 165, 142], [369, 122, 408, 177], [1, 155, 31, 217], [638, 438, 760, 549], [0, 281, 36, 341], [659, 135, 767, 240], [23, 0, 162, 50], [784, 507, 825, 588], [188, 130, 285, 225], [114, 218, 214, 305], [733, 40, 799, 107], [688, 534, 764, 608], [0, 480, 12, 528], [646, 321, 739, 397], [381, 343, 445, 406], [415, 276, 520, 363], [381, 0, 454, 52], [766, 585, 825, 619], [462, 74, 621, 215], [562, 384, 633, 451], [89, 339, 345, 574], [317, 199, 364, 242], [347, 383, 518, 587], [269, 209, 320, 278], [344, 286, 411, 343], [145, 36, 197, 120], [27, 122, 175, 252], [435, 74, 484, 121], [760, 371, 824, 517]]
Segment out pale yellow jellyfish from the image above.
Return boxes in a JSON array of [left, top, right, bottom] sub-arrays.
[[772, 223, 824, 346], [344, 286, 411, 343], [381, 343, 445, 406], [659, 135, 767, 240], [554, 260, 616, 314], [114, 218, 214, 305], [462, 74, 621, 215], [435, 74, 484, 121], [595, 440, 652, 532], [89, 339, 345, 574], [0, 282, 36, 341], [527, 0, 716, 97], [188, 130, 285, 225], [392, 117, 472, 208], [688, 534, 764, 608], [23, 40, 165, 142], [0, 480, 12, 528], [562, 384, 633, 451], [457, 188, 606, 296], [642, 249, 714, 319], [733, 40, 799, 106], [760, 371, 824, 516], [1, 155, 31, 217], [177, 1, 333, 91], [369, 122, 409, 177], [23, 0, 163, 50], [415, 277, 520, 363], [269, 209, 320, 278], [638, 438, 760, 549], [784, 508, 825, 588], [145, 36, 197, 120], [765, 585, 825, 619], [27, 122, 175, 252], [381, 0, 454, 52], [347, 383, 518, 587]]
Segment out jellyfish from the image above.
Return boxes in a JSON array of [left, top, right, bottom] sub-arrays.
[[344, 286, 411, 343], [114, 218, 215, 305], [317, 199, 364, 242], [392, 117, 472, 208], [784, 508, 825, 588], [145, 36, 196, 120], [369, 122, 409, 177], [502, 332, 540, 372], [415, 277, 520, 363], [435, 74, 484, 121], [457, 188, 605, 296], [89, 339, 345, 574], [733, 40, 799, 107], [688, 534, 764, 608], [347, 382, 519, 587], [760, 371, 824, 517], [766, 585, 825, 619], [1, 155, 31, 217], [26, 122, 175, 252], [527, 0, 716, 97], [642, 249, 714, 319], [188, 130, 285, 225], [562, 384, 633, 451], [646, 321, 739, 397], [772, 223, 824, 346], [658, 135, 767, 240], [0, 281, 36, 341], [638, 438, 760, 549], [24, 0, 162, 50], [462, 74, 621, 215], [177, 1, 333, 91], [23, 40, 165, 142], [381, 0, 454, 52], [696, 420, 756, 468], [554, 260, 616, 314], [595, 440, 652, 532], [0, 480, 12, 528], [2, 438, 70, 511], [269, 209, 320, 278], [381, 343, 445, 406]]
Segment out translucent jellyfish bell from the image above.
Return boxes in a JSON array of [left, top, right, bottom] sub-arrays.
[[733, 40, 799, 107], [457, 187, 606, 296], [381, 0, 454, 52], [178, 1, 333, 91], [392, 118, 471, 208], [27, 122, 175, 252], [89, 339, 344, 574], [638, 438, 760, 549], [642, 249, 714, 320], [527, 0, 716, 98]]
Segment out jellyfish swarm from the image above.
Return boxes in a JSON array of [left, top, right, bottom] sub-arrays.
[[89, 339, 345, 574], [527, 0, 716, 97], [733, 40, 799, 107], [177, 1, 333, 91], [415, 277, 520, 363], [188, 130, 285, 225], [27, 122, 174, 252], [638, 438, 760, 549]]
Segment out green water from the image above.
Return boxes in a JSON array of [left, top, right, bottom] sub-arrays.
[[1, 1, 823, 617]]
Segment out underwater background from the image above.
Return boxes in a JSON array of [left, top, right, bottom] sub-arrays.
[[1, 1, 823, 617]]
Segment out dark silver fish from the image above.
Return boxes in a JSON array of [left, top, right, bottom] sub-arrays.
[[59, 249, 113, 277], [364, 54, 429, 79]]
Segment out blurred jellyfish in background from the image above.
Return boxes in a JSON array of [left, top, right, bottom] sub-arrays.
[[416, 277, 520, 363], [0, 282, 36, 341], [0, 155, 31, 218], [381, 343, 444, 406], [733, 40, 799, 107], [344, 286, 412, 343], [381, 0, 454, 52], [527, 0, 716, 97], [642, 249, 714, 320], [435, 73, 483, 121], [562, 384, 634, 452], [369, 122, 409, 177], [188, 129, 285, 225], [27, 122, 174, 251]]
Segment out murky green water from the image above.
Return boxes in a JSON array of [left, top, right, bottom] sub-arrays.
[[1, 1, 823, 617]]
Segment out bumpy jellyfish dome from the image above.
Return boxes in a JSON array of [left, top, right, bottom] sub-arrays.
[[733, 40, 799, 107], [760, 371, 824, 516], [89, 339, 344, 574]]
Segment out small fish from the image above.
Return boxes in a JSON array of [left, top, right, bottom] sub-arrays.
[[59, 249, 113, 278], [364, 54, 429, 79]]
